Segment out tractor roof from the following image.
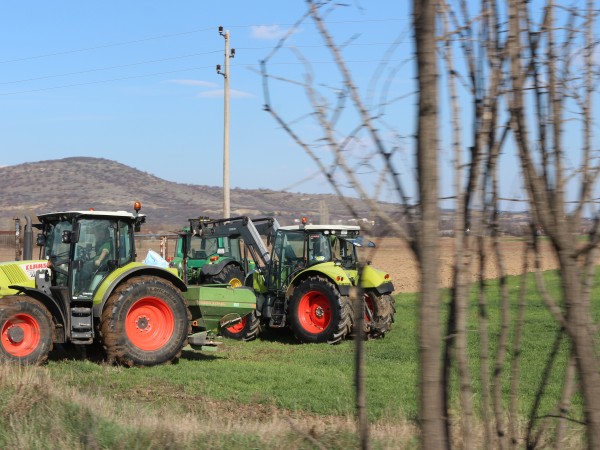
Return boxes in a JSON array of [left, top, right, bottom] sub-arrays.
[[279, 224, 360, 232], [37, 210, 144, 222]]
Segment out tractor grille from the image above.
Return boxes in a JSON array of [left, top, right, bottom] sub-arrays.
[[0, 264, 30, 284]]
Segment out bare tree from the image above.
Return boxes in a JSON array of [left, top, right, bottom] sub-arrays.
[[413, 1, 447, 448], [260, 0, 599, 448], [506, 0, 600, 446]]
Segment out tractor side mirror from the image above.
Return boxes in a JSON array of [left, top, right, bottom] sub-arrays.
[[36, 233, 46, 247], [134, 216, 146, 232]]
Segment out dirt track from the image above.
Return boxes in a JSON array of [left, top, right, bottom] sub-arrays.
[[367, 237, 559, 293]]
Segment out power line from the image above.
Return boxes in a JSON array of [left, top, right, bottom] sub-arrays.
[[0, 27, 215, 65], [0, 41, 407, 86], [0, 51, 221, 85], [0, 65, 214, 96], [1, 19, 408, 65], [0, 58, 408, 96]]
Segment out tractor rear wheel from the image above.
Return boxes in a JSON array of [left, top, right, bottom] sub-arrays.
[[100, 276, 191, 367], [210, 264, 245, 288], [363, 293, 395, 338], [288, 276, 352, 344], [0, 296, 53, 365], [220, 310, 261, 341]]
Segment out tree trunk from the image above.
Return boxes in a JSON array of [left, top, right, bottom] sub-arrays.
[[413, 1, 446, 448], [560, 256, 600, 448]]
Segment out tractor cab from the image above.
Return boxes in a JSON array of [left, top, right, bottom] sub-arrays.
[[266, 224, 364, 292], [38, 209, 143, 301], [174, 229, 243, 285]]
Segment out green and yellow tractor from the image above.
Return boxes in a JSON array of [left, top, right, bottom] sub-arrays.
[[0, 203, 256, 366], [253, 221, 396, 344]]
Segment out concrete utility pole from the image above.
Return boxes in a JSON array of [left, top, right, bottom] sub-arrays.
[[217, 26, 235, 218]]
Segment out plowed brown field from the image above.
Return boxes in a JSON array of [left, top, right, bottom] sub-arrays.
[[1, 236, 561, 295], [367, 237, 559, 293]]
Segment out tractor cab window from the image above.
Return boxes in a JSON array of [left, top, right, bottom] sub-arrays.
[[227, 238, 242, 261], [118, 221, 134, 266], [308, 233, 332, 264], [332, 237, 358, 269], [44, 219, 73, 286], [72, 219, 117, 296], [189, 236, 241, 261], [190, 236, 218, 259], [269, 230, 305, 290], [44, 220, 72, 260]]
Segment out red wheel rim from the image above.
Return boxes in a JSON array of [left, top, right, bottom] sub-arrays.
[[1, 313, 41, 357], [226, 316, 247, 333], [298, 290, 331, 333], [125, 297, 174, 351], [364, 294, 375, 322]]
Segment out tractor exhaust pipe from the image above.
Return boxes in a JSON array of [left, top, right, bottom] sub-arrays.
[[13, 217, 21, 260], [23, 216, 33, 260]]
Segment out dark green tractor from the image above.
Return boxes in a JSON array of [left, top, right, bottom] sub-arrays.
[[172, 225, 246, 287], [171, 217, 278, 288]]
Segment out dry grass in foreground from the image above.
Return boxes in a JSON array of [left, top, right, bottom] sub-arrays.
[[0, 363, 586, 449]]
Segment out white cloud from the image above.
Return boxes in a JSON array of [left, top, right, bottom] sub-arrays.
[[250, 25, 290, 40], [198, 89, 254, 99], [169, 79, 218, 88]]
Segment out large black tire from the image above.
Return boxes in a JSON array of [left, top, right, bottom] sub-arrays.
[[363, 293, 396, 338], [209, 264, 245, 288], [220, 310, 261, 341], [288, 276, 352, 344], [0, 296, 53, 365], [99, 276, 191, 367]]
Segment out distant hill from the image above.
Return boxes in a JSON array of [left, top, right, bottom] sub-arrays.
[[0, 157, 394, 232]]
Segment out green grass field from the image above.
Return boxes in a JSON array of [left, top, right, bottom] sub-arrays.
[[0, 270, 590, 449]]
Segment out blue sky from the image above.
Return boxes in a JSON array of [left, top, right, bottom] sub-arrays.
[[1, 1, 598, 212], [0, 1, 412, 200]]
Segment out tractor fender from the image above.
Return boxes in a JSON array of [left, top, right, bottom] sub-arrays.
[[92, 263, 187, 318], [285, 264, 352, 299], [360, 265, 394, 290], [200, 258, 241, 277], [7, 285, 68, 342], [374, 281, 395, 295]]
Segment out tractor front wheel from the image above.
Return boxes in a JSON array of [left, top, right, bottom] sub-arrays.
[[100, 276, 191, 367], [220, 310, 261, 341], [288, 276, 351, 344], [0, 296, 53, 365]]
